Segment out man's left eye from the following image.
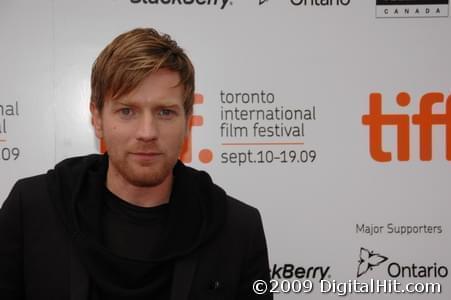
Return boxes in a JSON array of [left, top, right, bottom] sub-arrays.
[[158, 109, 175, 117]]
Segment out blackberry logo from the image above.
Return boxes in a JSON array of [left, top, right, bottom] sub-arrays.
[[271, 264, 331, 281], [357, 247, 388, 277], [130, 0, 231, 10]]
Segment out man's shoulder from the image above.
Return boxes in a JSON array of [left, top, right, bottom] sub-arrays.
[[10, 173, 48, 197], [15, 173, 48, 187], [14, 154, 99, 183], [222, 194, 264, 234], [182, 164, 263, 228], [7, 174, 50, 207], [2, 174, 52, 218], [225, 194, 260, 218], [12, 154, 103, 190]]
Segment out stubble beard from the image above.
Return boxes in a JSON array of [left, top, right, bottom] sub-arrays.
[[111, 153, 175, 188]]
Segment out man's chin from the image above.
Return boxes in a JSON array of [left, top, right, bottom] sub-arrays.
[[126, 176, 166, 188], [110, 156, 176, 187], [125, 167, 172, 188]]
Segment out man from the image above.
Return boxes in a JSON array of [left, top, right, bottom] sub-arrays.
[[0, 28, 272, 299]]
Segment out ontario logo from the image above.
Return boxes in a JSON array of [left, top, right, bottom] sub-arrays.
[[362, 92, 451, 162], [376, 0, 449, 18], [357, 247, 388, 277], [130, 0, 231, 10], [291, 0, 351, 6], [357, 247, 449, 279]]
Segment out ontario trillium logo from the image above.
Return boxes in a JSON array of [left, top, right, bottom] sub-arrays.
[[357, 247, 388, 277]]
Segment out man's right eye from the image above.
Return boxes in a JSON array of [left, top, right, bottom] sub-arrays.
[[119, 107, 132, 116], [118, 108, 134, 118]]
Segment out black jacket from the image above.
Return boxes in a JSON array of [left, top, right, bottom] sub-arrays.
[[0, 155, 272, 299]]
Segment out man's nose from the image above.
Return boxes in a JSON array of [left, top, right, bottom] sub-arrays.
[[136, 112, 158, 142]]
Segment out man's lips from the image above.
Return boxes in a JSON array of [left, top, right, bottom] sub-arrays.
[[129, 152, 163, 158]]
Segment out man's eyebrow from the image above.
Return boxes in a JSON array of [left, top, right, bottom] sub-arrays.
[[157, 104, 184, 111], [157, 102, 183, 107], [112, 99, 183, 107], [112, 99, 145, 107], [111, 100, 132, 106]]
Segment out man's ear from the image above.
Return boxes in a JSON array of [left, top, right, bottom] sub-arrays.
[[90, 102, 103, 139]]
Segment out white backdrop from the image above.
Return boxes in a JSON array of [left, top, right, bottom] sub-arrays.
[[1, 0, 450, 298]]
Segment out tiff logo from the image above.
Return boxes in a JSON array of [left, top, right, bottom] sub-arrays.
[[362, 92, 451, 162], [180, 93, 213, 164]]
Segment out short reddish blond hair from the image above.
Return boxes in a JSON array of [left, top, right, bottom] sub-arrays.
[[90, 28, 195, 114]]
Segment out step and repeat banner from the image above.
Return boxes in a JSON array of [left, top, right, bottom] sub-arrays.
[[1, 0, 450, 298]]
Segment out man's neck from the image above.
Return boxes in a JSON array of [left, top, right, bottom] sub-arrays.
[[105, 167, 173, 208]]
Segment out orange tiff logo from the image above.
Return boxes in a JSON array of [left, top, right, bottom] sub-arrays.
[[362, 92, 451, 162], [180, 93, 213, 164]]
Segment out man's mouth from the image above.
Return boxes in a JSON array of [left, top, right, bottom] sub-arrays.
[[129, 152, 163, 160]]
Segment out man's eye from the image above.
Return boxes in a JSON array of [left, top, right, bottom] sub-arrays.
[[120, 108, 132, 115], [158, 109, 175, 117]]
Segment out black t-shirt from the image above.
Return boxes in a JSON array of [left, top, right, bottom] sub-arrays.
[[102, 188, 170, 260], [93, 188, 173, 299]]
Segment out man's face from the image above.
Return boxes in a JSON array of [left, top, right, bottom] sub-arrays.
[[91, 69, 190, 187]]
